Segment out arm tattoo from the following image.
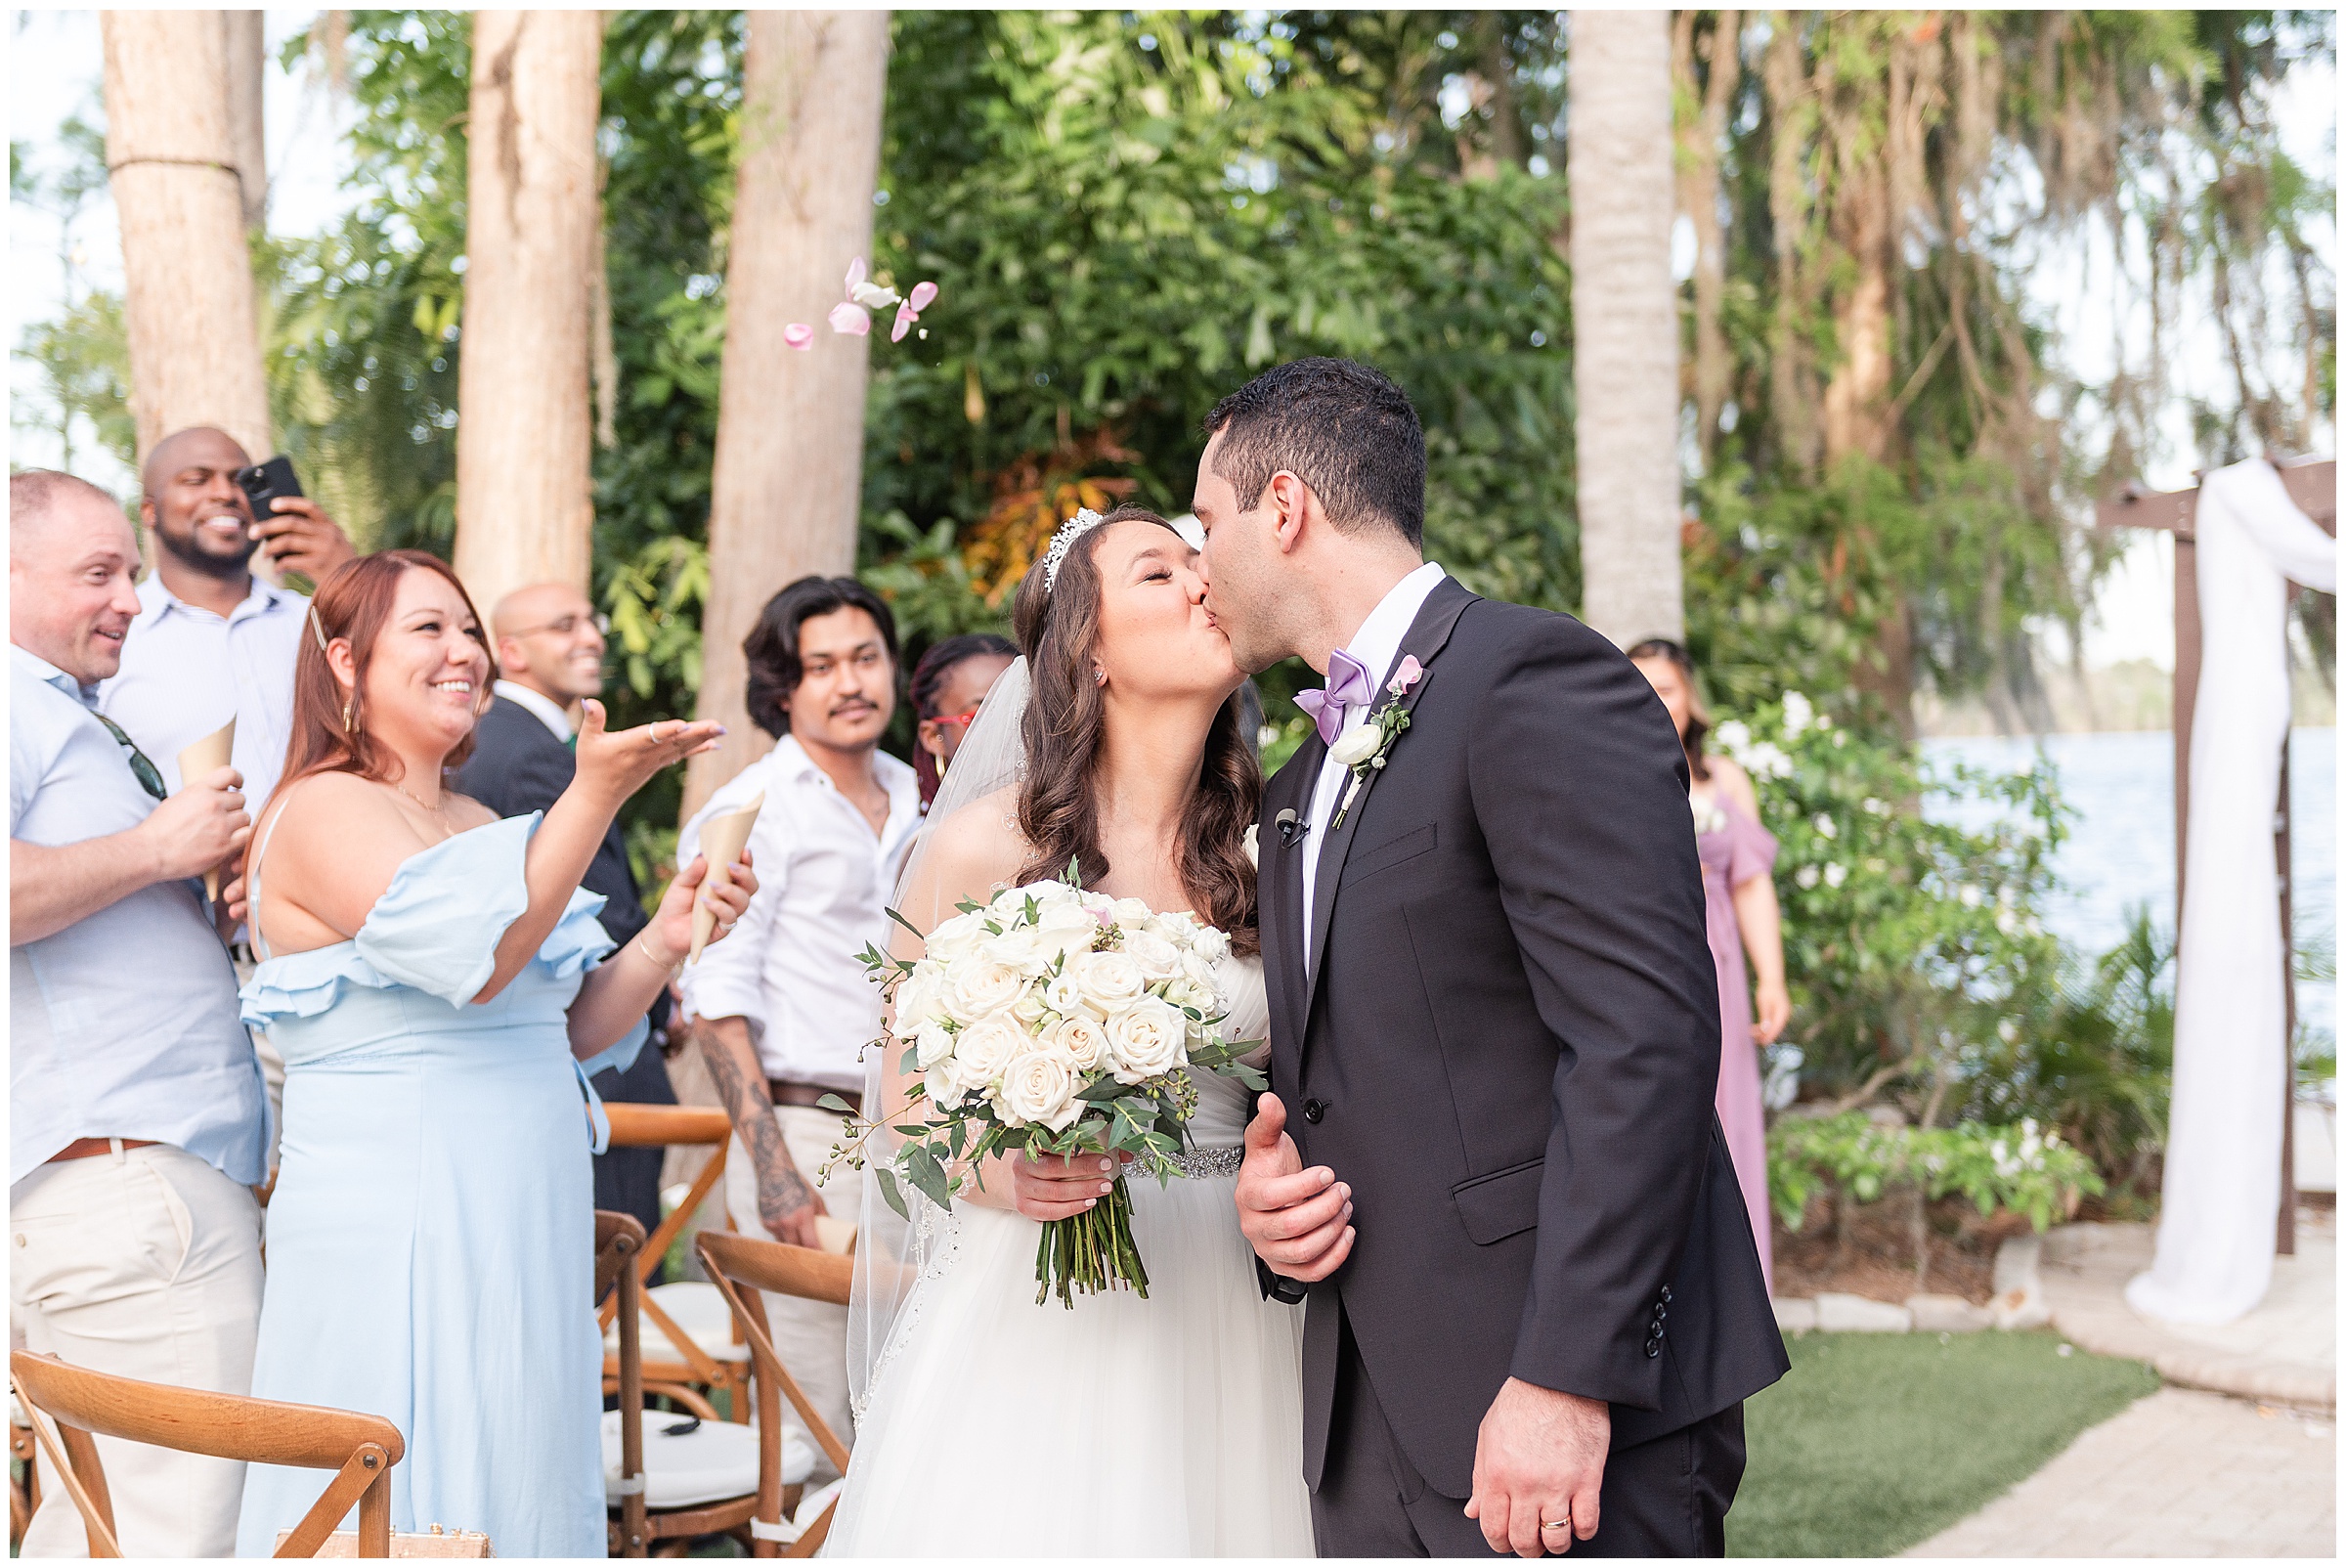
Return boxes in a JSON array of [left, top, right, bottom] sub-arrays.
[[696, 1020, 812, 1221]]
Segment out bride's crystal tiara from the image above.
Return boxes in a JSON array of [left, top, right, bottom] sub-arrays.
[[1041, 507, 1107, 594]]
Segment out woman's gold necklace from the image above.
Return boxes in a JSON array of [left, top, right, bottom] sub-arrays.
[[391, 780, 456, 841]]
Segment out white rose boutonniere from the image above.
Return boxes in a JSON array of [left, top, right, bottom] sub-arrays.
[[1330, 655, 1424, 828], [1328, 726, 1383, 768]]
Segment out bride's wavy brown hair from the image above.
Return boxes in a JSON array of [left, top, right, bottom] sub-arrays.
[[1010, 505, 1261, 955]]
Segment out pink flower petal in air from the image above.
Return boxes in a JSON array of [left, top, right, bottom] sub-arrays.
[[828, 302, 872, 336], [845, 257, 868, 295], [783, 323, 815, 351], [907, 281, 938, 312], [891, 304, 915, 342]]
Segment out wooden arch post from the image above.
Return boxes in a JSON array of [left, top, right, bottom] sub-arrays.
[[2099, 457, 2336, 1256]]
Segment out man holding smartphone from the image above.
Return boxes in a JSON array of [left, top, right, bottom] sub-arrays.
[[101, 426, 358, 809], [99, 426, 357, 1169]]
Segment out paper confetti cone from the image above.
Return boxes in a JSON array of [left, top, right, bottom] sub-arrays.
[[690, 791, 764, 963], [177, 719, 236, 902]]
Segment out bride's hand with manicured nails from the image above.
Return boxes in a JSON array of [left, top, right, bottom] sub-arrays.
[[571, 700, 726, 808], [1008, 1149, 1134, 1221], [638, 850, 758, 967]]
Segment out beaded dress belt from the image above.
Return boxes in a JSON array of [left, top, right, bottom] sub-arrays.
[[1162, 1146, 1243, 1179]]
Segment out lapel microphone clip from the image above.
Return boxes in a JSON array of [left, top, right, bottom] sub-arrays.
[[1275, 807, 1312, 848]]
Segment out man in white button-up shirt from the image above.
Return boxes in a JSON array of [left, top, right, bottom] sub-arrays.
[[9, 470, 269, 1557], [678, 576, 920, 1478], [100, 427, 356, 810]]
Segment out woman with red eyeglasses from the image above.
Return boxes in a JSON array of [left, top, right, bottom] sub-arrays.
[[907, 633, 1017, 812]]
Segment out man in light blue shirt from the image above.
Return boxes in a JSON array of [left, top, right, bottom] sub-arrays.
[[9, 469, 268, 1557]]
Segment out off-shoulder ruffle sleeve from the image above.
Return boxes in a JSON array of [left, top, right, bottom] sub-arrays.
[[241, 813, 622, 1024], [1723, 799, 1779, 889]]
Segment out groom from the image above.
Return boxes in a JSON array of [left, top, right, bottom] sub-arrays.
[[1198, 359, 1788, 1557]]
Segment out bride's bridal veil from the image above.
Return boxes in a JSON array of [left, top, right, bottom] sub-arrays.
[[846, 652, 1033, 1417]]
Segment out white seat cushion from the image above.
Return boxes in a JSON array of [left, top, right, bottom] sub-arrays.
[[600, 1409, 815, 1508], [605, 1280, 750, 1365]]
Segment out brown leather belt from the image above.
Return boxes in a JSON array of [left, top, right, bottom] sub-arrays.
[[50, 1138, 159, 1163], [767, 1079, 860, 1116]]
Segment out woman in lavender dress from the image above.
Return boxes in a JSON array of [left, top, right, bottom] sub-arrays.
[[1631, 640, 1790, 1288]]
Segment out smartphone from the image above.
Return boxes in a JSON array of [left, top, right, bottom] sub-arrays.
[[234, 456, 304, 520]]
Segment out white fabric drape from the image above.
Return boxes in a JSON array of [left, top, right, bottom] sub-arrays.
[[2127, 459, 2336, 1326]]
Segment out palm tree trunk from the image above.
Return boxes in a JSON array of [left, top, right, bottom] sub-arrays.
[[453, 10, 604, 614], [102, 10, 273, 467], [224, 10, 268, 231], [686, 10, 891, 817], [1568, 9, 1683, 648]]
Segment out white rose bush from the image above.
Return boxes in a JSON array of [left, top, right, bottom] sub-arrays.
[[831, 868, 1265, 1307]]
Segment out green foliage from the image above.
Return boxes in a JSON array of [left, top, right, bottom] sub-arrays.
[[1713, 692, 2069, 1112], [1768, 1111, 2105, 1238], [16, 290, 133, 472], [1967, 907, 2176, 1198]]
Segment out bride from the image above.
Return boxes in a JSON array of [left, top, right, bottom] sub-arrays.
[[822, 506, 1315, 1556]]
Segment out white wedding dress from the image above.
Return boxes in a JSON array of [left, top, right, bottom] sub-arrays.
[[823, 951, 1315, 1557]]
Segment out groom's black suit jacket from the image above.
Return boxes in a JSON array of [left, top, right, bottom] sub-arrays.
[[1258, 578, 1789, 1501]]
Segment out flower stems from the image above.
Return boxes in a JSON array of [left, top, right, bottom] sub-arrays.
[[1034, 1172, 1151, 1307]]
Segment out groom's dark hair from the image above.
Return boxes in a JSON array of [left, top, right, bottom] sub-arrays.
[[1202, 357, 1425, 547]]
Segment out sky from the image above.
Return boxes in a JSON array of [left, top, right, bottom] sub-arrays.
[[9, 9, 2335, 675]]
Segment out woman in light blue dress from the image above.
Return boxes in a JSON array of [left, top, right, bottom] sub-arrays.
[[231, 552, 756, 1557]]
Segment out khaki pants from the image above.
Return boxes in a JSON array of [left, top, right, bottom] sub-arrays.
[[10, 1143, 264, 1557], [722, 1107, 855, 1485]]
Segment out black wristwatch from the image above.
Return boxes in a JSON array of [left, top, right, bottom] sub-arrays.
[[1256, 1258, 1311, 1304]]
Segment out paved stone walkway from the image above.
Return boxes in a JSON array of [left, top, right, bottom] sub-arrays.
[[2036, 1210, 2335, 1410], [1906, 1387, 2337, 1557]]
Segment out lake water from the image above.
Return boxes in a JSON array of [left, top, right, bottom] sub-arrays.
[[1924, 729, 2336, 1041]]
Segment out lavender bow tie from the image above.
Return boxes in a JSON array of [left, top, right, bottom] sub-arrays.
[[1295, 648, 1375, 747]]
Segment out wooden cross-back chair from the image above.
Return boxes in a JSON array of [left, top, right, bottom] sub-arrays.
[[604, 1211, 797, 1556], [598, 1104, 749, 1421], [597, 1211, 652, 1557], [8, 1351, 403, 1558], [695, 1232, 856, 1558]]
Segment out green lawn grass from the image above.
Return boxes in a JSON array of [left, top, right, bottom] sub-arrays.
[[1728, 1329, 2161, 1558]]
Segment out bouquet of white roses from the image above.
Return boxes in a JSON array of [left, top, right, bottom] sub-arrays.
[[833, 867, 1264, 1307]]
